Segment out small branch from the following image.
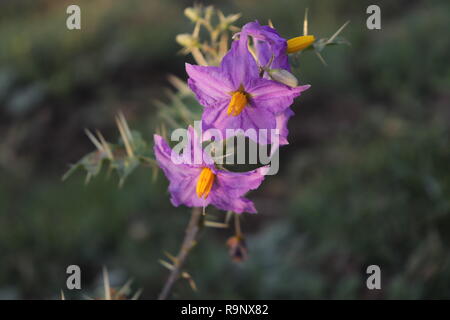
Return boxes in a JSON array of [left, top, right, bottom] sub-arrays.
[[158, 207, 203, 300]]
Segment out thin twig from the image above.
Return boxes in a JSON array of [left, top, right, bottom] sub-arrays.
[[158, 207, 203, 300], [234, 213, 242, 237]]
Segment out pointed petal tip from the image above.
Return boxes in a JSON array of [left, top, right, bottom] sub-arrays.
[[153, 134, 164, 145], [295, 84, 311, 94]]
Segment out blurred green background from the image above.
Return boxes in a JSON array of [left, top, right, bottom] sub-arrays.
[[0, 0, 449, 299]]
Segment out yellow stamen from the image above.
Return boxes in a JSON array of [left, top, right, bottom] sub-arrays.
[[227, 91, 248, 116], [196, 167, 215, 199], [286, 35, 315, 54]]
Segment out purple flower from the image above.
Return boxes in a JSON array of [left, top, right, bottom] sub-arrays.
[[240, 21, 316, 70], [154, 126, 268, 213], [186, 33, 309, 144], [239, 21, 310, 146], [240, 21, 290, 71]]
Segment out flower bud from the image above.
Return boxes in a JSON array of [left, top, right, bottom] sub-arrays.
[[268, 69, 299, 87], [176, 34, 198, 48], [226, 235, 248, 262], [184, 7, 200, 22]]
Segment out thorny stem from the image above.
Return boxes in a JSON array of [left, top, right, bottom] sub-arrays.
[[158, 207, 203, 300]]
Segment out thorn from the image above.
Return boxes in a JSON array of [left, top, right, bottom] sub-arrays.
[[131, 288, 143, 300], [85, 173, 92, 185], [96, 130, 113, 159], [159, 259, 175, 271], [103, 266, 111, 300], [116, 279, 134, 298], [327, 20, 350, 44], [85, 129, 104, 152], [303, 8, 309, 36], [181, 272, 197, 292], [204, 220, 229, 228], [115, 114, 134, 158], [118, 111, 134, 143], [164, 251, 178, 264], [225, 210, 233, 225], [315, 50, 328, 66]]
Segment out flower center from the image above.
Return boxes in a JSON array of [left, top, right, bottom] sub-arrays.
[[196, 167, 215, 199], [286, 35, 315, 54], [227, 91, 248, 116]]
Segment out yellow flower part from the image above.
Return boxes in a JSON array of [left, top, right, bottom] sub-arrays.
[[196, 167, 215, 199], [287, 35, 316, 54], [227, 91, 248, 116]]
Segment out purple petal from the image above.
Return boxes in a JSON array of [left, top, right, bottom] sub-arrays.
[[240, 106, 276, 143], [255, 40, 290, 74], [185, 63, 233, 108], [220, 36, 259, 89], [168, 173, 209, 208], [210, 193, 257, 214], [276, 108, 295, 146], [154, 135, 269, 212], [215, 166, 268, 193], [202, 101, 241, 132], [154, 134, 208, 208], [249, 78, 310, 114], [185, 125, 215, 166], [154, 134, 197, 179], [202, 102, 276, 143], [254, 40, 272, 67], [241, 21, 290, 71], [209, 166, 268, 213]]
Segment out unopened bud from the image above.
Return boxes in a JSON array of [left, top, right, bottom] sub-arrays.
[[268, 69, 299, 87], [226, 235, 248, 262]]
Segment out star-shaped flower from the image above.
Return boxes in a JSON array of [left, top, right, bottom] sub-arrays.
[[186, 32, 309, 145], [154, 126, 268, 213]]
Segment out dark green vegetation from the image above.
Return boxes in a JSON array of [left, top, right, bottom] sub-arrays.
[[0, 0, 449, 299]]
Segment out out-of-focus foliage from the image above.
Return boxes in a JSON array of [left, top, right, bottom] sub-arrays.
[[62, 113, 157, 187], [0, 0, 449, 299]]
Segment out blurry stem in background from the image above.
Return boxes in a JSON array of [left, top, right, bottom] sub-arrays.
[[191, 47, 208, 66], [158, 207, 203, 300], [234, 213, 242, 238]]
